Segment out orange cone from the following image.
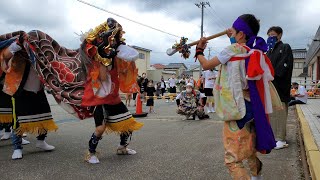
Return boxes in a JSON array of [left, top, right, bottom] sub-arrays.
[[136, 93, 142, 114], [132, 93, 148, 117]]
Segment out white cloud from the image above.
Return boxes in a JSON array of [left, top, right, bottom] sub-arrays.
[[1, 0, 319, 65]]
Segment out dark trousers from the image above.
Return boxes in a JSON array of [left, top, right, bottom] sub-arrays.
[[0, 123, 11, 132], [133, 93, 137, 100], [161, 88, 165, 96], [288, 100, 305, 106]]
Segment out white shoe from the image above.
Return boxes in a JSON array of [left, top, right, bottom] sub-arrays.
[[274, 141, 289, 150], [22, 138, 30, 145], [85, 152, 100, 164], [12, 149, 23, 160], [22, 133, 27, 137], [207, 109, 211, 114], [1, 132, 11, 140], [36, 140, 55, 151], [211, 107, 215, 113], [117, 145, 136, 155], [251, 175, 263, 180]]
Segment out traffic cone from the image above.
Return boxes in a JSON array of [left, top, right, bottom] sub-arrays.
[[132, 93, 148, 118]]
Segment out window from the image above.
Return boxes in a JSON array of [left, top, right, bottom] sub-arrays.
[[139, 53, 145, 59], [294, 62, 304, 69], [298, 63, 304, 69]]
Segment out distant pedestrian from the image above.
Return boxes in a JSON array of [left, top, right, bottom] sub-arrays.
[[160, 77, 166, 97], [203, 68, 218, 113], [146, 80, 156, 113], [168, 74, 177, 103]]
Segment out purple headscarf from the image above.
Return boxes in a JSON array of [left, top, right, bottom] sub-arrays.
[[232, 17, 268, 52], [233, 16, 276, 153]]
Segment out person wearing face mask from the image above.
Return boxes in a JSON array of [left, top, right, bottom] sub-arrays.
[[196, 14, 278, 179], [175, 83, 209, 120], [266, 26, 293, 150], [186, 76, 196, 87]]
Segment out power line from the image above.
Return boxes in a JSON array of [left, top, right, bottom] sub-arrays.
[[142, 1, 202, 30], [77, 0, 181, 38], [203, 10, 225, 30], [207, 4, 228, 28], [140, 1, 214, 42]]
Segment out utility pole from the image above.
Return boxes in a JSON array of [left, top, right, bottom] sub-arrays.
[[207, 47, 212, 59], [195, 2, 210, 77]]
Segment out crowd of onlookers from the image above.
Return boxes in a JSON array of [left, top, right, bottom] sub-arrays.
[[125, 70, 219, 115]]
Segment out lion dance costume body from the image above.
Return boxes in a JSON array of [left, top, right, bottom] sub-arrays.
[[0, 18, 143, 162]]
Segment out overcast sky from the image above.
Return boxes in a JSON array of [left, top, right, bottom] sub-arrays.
[[1, 0, 319, 68]]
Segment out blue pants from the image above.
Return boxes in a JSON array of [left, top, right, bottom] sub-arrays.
[[11, 132, 47, 150]]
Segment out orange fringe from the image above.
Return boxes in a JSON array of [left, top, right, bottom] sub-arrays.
[[0, 114, 12, 124], [15, 119, 58, 135], [105, 117, 143, 134]]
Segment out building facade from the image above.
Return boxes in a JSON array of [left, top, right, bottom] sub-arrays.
[[305, 26, 320, 83], [291, 48, 311, 85], [148, 64, 165, 82], [163, 63, 188, 78], [131, 45, 152, 77]]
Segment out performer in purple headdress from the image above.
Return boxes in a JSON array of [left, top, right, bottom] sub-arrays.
[[195, 14, 279, 180]]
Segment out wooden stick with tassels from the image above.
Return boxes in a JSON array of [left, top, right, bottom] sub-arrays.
[[166, 30, 227, 57]]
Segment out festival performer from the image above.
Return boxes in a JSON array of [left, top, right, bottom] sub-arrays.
[[176, 83, 209, 120], [195, 14, 278, 179], [0, 38, 57, 160], [0, 77, 30, 145], [1, 72, 30, 144], [81, 18, 143, 164], [0, 18, 143, 164]]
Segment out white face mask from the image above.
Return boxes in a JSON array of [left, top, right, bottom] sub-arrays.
[[186, 88, 192, 93]]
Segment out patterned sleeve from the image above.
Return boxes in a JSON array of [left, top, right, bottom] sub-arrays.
[[216, 44, 238, 64]]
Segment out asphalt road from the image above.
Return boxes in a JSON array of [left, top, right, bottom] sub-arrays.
[[0, 97, 304, 180]]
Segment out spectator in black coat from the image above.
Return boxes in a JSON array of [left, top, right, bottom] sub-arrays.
[[266, 26, 294, 150]]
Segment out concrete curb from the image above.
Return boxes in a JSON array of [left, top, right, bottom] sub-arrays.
[[296, 105, 320, 180]]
